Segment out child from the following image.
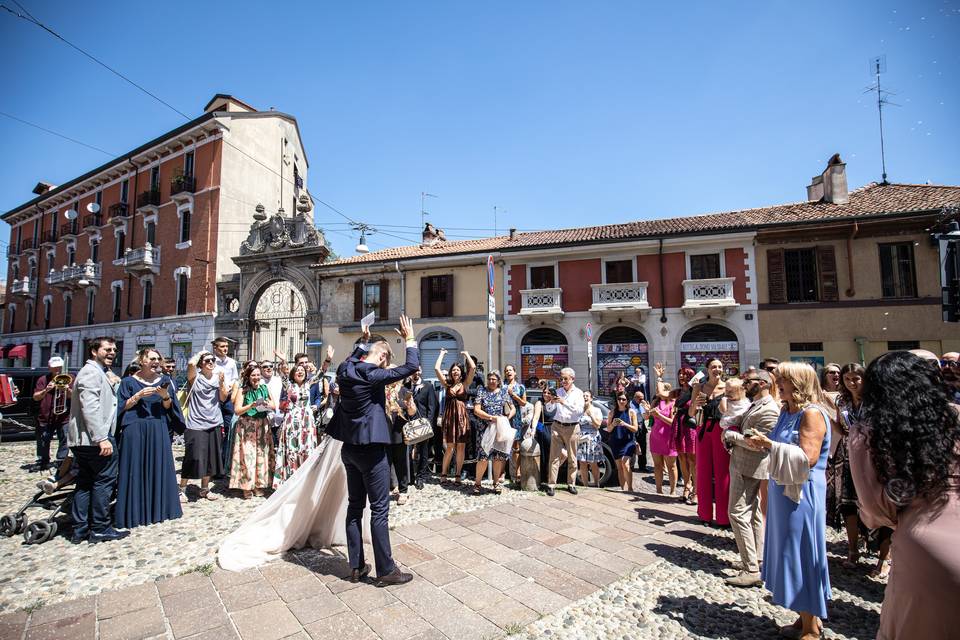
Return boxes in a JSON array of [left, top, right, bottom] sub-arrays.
[[719, 378, 750, 430]]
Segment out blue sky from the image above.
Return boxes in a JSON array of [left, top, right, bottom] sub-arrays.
[[2, 1, 958, 256]]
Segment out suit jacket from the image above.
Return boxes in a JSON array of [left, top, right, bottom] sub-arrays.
[[723, 394, 780, 479], [66, 359, 120, 447], [407, 379, 439, 429], [326, 344, 420, 445]]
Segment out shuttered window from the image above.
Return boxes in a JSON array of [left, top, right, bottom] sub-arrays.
[[354, 280, 387, 321], [768, 245, 838, 303], [421, 275, 454, 318], [879, 243, 917, 298], [783, 249, 818, 302]]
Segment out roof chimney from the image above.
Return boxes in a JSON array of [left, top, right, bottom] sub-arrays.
[[509, 228, 517, 240], [807, 153, 848, 204], [32, 181, 56, 195], [421, 222, 446, 247]]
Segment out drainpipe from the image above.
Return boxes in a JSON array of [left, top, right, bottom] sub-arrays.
[[658, 238, 667, 323], [395, 261, 405, 316], [844, 221, 859, 297]]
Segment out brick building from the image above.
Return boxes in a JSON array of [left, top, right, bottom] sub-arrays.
[[1, 94, 311, 374]]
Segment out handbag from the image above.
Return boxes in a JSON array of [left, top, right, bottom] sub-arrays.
[[402, 399, 434, 445]]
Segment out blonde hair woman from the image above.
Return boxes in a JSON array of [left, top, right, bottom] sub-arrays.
[[747, 362, 831, 640]]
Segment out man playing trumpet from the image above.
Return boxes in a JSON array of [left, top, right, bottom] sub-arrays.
[[32, 356, 72, 472]]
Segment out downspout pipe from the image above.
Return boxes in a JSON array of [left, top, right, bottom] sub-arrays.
[[658, 238, 667, 323], [844, 221, 859, 297]]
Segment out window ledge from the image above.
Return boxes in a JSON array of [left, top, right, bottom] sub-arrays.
[[176, 240, 192, 250]]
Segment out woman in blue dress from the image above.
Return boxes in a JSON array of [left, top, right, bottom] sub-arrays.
[[605, 393, 638, 492], [747, 362, 831, 640], [503, 364, 527, 485], [115, 347, 185, 529]]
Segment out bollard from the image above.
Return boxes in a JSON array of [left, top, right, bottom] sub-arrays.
[[518, 437, 541, 492]]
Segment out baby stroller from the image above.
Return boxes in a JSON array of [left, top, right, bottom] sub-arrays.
[[0, 462, 77, 545]]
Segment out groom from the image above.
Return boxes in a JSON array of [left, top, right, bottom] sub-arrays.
[[326, 315, 419, 586]]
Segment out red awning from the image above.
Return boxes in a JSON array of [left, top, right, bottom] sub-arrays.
[[7, 345, 29, 359]]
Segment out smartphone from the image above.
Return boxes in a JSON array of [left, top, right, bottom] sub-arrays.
[[690, 370, 706, 385]]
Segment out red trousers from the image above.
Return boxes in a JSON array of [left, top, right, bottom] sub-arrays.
[[696, 422, 730, 526]]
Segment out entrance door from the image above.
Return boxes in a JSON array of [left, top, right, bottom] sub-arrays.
[[520, 328, 568, 387], [596, 327, 648, 398], [252, 281, 307, 363]]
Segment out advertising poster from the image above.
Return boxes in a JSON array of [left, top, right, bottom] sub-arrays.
[[597, 342, 649, 397], [521, 344, 568, 386], [170, 342, 192, 389], [679, 341, 741, 377]]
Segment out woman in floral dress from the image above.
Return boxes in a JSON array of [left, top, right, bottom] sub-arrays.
[[230, 362, 276, 499], [274, 363, 318, 486]]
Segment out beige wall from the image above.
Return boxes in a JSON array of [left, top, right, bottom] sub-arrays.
[[757, 232, 958, 364]]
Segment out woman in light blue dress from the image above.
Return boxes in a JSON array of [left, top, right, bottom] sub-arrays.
[[747, 362, 831, 640]]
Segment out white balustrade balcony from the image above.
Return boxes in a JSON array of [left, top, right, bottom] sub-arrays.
[[519, 288, 563, 319], [123, 244, 161, 276], [8, 277, 38, 299], [47, 261, 101, 290], [590, 281, 651, 318], [681, 277, 738, 317]]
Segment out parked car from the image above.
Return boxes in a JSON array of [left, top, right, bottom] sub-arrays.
[[0, 367, 51, 441]]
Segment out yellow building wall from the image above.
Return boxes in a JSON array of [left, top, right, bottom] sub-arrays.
[[757, 233, 959, 364]]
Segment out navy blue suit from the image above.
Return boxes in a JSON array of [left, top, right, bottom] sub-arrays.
[[327, 343, 420, 576]]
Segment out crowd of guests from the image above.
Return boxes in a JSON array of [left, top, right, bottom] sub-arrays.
[[31, 334, 960, 638]]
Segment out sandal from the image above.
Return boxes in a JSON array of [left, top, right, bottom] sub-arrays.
[[199, 488, 219, 501], [179, 490, 189, 504], [472, 484, 482, 495], [440, 476, 450, 485], [869, 559, 891, 579], [454, 477, 463, 486], [842, 550, 859, 569], [494, 483, 503, 495], [397, 494, 408, 506]]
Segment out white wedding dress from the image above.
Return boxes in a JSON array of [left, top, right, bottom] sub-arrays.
[[218, 437, 369, 572]]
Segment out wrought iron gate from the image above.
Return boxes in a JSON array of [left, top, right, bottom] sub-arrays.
[[252, 281, 307, 363]]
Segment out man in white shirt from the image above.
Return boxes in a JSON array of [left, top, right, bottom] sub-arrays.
[[260, 361, 284, 440], [211, 337, 239, 471], [544, 367, 585, 496]]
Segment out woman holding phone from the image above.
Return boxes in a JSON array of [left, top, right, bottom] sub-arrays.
[[230, 362, 276, 499], [606, 393, 638, 492], [691, 359, 730, 527], [115, 347, 185, 528]]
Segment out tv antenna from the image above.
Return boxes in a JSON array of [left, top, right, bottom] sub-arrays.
[[865, 55, 898, 184], [420, 192, 437, 230]]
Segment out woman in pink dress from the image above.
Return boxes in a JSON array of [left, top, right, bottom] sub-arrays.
[[649, 383, 678, 495], [663, 364, 698, 504]]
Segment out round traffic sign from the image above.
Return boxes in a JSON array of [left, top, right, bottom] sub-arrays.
[[487, 255, 495, 295]]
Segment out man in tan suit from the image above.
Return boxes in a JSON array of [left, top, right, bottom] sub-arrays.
[[722, 370, 780, 587]]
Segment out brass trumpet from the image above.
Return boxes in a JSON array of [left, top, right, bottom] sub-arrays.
[[52, 373, 73, 416]]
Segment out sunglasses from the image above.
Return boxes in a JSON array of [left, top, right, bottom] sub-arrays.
[[941, 361, 959, 369], [201, 358, 215, 364], [617, 397, 628, 401]]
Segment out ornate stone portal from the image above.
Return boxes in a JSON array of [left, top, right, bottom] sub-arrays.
[[216, 195, 329, 362]]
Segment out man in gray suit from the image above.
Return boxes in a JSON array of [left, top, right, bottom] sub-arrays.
[[67, 337, 129, 544], [722, 370, 780, 586]]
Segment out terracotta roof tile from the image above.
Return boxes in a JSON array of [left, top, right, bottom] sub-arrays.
[[319, 182, 960, 267]]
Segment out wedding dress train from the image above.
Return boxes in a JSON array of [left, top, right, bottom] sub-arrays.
[[218, 436, 368, 572]]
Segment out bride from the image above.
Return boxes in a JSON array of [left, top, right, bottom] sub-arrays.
[[217, 435, 361, 572]]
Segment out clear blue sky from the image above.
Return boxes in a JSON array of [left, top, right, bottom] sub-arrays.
[[2, 0, 958, 256]]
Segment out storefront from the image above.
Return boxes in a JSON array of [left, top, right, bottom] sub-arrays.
[[679, 324, 741, 376], [520, 328, 568, 387], [596, 326, 649, 398]]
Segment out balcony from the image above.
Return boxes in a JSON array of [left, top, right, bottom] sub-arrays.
[[8, 277, 38, 299], [41, 229, 58, 247], [60, 221, 80, 240], [20, 238, 39, 255], [136, 189, 161, 211], [590, 281, 651, 320], [170, 175, 196, 197], [681, 277, 739, 318], [518, 288, 563, 320], [5, 245, 18, 258], [122, 244, 161, 276], [108, 203, 131, 224], [82, 213, 103, 231], [47, 261, 101, 290]]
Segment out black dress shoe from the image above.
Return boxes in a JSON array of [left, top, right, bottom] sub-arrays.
[[349, 564, 371, 583], [567, 485, 578, 495], [414, 479, 424, 490], [69, 532, 88, 544], [543, 485, 555, 497], [89, 528, 130, 543], [375, 567, 413, 587]]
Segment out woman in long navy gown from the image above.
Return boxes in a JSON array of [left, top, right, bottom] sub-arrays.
[[115, 347, 185, 529]]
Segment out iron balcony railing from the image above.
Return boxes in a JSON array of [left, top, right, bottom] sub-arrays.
[[136, 189, 161, 208], [109, 202, 131, 221], [170, 175, 196, 196]]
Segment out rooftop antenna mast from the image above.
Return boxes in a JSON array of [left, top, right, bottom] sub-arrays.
[[866, 55, 897, 185], [421, 192, 437, 230]]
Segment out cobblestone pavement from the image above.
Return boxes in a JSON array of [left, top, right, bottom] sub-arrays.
[[0, 441, 529, 613], [1, 442, 882, 640]]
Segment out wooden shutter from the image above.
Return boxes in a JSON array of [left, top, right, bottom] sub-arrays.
[[443, 274, 454, 317], [379, 279, 389, 320], [420, 277, 430, 318], [353, 281, 363, 321], [766, 248, 787, 304], [817, 245, 839, 302]]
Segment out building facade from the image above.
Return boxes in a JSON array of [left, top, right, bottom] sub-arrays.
[[2, 95, 312, 374]]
